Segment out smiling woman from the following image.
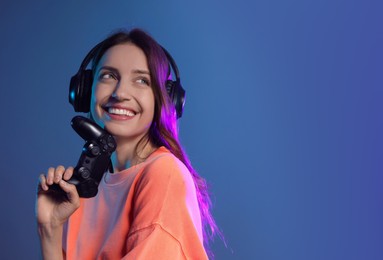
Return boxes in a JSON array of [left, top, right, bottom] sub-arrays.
[[36, 28, 221, 259]]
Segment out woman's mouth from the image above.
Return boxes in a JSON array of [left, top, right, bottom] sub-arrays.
[[108, 107, 136, 116], [103, 106, 137, 119]]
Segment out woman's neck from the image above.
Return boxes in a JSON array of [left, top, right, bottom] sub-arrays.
[[112, 136, 157, 172]]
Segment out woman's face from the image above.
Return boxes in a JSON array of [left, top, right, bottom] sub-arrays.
[[90, 43, 155, 141]]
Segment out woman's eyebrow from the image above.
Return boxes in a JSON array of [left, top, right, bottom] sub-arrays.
[[98, 66, 150, 76], [132, 69, 150, 75], [98, 66, 119, 74]]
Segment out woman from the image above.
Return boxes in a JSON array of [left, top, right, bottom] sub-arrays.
[[37, 28, 219, 259]]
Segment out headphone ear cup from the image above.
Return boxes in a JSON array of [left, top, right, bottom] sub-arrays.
[[69, 69, 93, 113], [166, 80, 175, 100], [166, 80, 185, 119]]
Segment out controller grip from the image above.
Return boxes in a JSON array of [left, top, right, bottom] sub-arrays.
[[71, 116, 104, 141]]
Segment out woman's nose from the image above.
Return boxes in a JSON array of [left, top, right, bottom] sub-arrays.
[[112, 79, 132, 101]]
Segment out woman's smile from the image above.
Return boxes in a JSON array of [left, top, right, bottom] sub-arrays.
[[103, 105, 138, 120]]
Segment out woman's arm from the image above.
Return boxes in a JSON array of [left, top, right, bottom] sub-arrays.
[[36, 166, 80, 260], [124, 156, 207, 259], [38, 221, 64, 260]]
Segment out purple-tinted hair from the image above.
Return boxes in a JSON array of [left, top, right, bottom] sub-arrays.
[[91, 28, 222, 257]]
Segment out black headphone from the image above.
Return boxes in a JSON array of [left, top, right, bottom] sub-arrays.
[[69, 41, 186, 119]]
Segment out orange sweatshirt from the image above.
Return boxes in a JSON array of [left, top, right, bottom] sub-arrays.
[[63, 146, 208, 259]]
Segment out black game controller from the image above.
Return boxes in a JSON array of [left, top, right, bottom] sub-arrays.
[[50, 116, 116, 198]]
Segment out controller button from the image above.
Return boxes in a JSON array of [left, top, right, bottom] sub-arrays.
[[79, 167, 91, 179], [90, 146, 101, 156]]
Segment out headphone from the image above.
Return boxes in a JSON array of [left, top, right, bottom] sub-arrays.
[[69, 40, 186, 119]]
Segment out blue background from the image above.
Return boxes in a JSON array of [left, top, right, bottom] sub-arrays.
[[0, 0, 382, 259]]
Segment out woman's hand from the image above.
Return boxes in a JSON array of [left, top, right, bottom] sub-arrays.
[[36, 166, 80, 259], [36, 165, 80, 228]]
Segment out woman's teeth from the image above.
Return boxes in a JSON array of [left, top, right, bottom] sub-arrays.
[[108, 108, 135, 116]]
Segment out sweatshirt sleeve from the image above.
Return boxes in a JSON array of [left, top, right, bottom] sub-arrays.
[[124, 154, 208, 260]]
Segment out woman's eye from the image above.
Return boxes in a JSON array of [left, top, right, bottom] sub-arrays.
[[99, 72, 116, 80], [137, 78, 150, 86]]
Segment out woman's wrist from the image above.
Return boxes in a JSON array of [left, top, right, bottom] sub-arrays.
[[38, 221, 63, 238], [38, 223, 64, 260]]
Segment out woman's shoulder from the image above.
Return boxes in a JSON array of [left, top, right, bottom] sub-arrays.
[[138, 146, 193, 191], [146, 146, 188, 172]]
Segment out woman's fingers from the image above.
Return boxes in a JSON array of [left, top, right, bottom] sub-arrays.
[[46, 167, 55, 185], [58, 180, 80, 208], [54, 165, 66, 183], [39, 166, 74, 195], [46, 165, 67, 185], [63, 167, 74, 181], [39, 174, 49, 191]]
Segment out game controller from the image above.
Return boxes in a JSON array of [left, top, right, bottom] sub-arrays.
[[50, 116, 116, 198]]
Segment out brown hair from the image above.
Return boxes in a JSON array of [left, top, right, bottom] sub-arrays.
[[91, 28, 222, 257]]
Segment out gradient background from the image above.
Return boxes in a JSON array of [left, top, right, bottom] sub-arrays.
[[1, 0, 382, 259]]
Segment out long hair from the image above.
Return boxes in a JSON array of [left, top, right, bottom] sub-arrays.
[[91, 28, 221, 256]]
